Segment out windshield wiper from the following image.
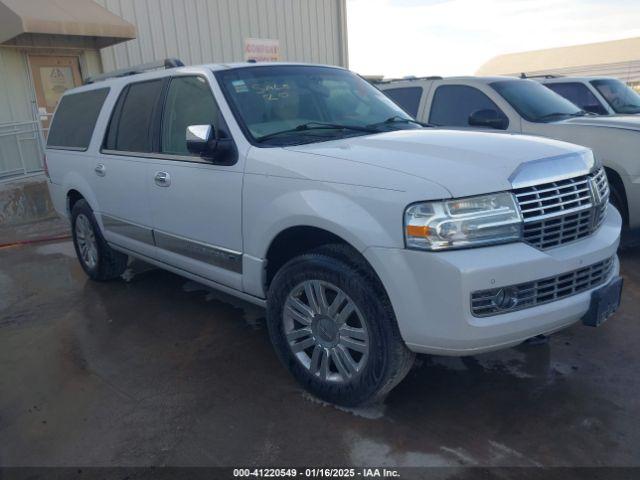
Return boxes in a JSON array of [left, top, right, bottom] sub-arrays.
[[255, 122, 378, 143], [367, 115, 434, 129], [616, 104, 640, 113], [537, 110, 587, 121]]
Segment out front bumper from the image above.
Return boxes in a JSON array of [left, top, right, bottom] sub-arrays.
[[363, 206, 622, 356]]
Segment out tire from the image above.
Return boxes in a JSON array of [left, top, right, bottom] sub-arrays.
[[71, 199, 128, 281], [609, 185, 628, 226], [267, 244, 415, 406]]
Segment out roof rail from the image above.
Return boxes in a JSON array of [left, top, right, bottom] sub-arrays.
[[85, 58, 185, 84], [372, 75, 442, 84], [519, 73, 562, 79]]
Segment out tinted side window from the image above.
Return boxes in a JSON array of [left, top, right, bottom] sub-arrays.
[[47, 88, 109, 150], [545, 83, 608, 115], [161, 76, 220, 155], [383, 87, 423, 117], [105, 79, 165, 152], [430, 85, 506, 127]]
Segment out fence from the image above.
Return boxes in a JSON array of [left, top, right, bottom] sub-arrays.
[[0, 121, 45, 181]]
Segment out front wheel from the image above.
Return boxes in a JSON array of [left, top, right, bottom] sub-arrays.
[[267, 245, 414, 406]]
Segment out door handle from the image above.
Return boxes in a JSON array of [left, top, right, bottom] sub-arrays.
[[154, 171, 171, 187], [94, 163, 106, 177]]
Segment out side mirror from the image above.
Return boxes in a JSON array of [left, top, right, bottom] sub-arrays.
[[186, 124, 236, 164], [186, 124, 215, 155], [468, 109, 509, 130]]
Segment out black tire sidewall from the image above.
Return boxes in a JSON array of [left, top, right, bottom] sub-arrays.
[[71, 200, 103, 279], [267, 254, 396, 406], [609, 186, 627, 226]]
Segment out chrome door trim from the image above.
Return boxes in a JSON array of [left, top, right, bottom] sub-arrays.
[[154, 230, 243, 273], [101, 214, 155, 245], [100, 215, 243, 273], [101, 149, 214, 165]]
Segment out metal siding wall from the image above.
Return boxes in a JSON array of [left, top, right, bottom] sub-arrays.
[[96, 0, 348, 72]]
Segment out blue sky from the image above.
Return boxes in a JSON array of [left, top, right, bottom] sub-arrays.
[[347, 0, 640, 77]]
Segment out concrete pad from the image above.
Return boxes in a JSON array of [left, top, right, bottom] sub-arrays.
[[0, 241, 639, 470]]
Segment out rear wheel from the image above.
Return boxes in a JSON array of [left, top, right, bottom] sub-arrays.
[[267, 245, 414, 406], [71, 199, 128, 281]]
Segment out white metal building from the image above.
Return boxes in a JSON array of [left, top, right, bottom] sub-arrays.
[[0, 0, 349, 180]]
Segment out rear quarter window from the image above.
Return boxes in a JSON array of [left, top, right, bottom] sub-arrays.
[[47, 88, 109, 150]]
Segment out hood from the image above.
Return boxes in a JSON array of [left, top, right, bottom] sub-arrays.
[[285, 129, 591, 197], [562, 115, 640, 131]]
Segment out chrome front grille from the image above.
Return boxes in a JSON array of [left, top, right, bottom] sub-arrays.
[[514, 167, 609, 249], [471, 256, 615, 317]]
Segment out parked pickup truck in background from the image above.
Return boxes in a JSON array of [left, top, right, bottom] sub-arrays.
[[532, 75, 640, 116], [378, 76, 640, 236], [46, 63, 622, 406]]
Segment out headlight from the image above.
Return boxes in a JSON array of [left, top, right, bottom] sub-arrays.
[[404, 192, 523, 250]]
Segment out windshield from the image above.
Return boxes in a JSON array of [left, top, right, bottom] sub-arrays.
[[591, 79, 640, 114], [215, 65, 418, 145], [491, 79, 584, 122]]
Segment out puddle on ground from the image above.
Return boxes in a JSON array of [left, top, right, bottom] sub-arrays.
[[182, 280, 265, 329], [301, 391, 386, 420], [35, 241, 76, 258], [346, 432, 464, 469]]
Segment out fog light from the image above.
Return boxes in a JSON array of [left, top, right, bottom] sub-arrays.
[[492, 287, 518, 310]]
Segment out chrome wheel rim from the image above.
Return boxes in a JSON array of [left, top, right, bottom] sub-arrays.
[[75, 214, 98, 269], [283, 280, 370, 383]]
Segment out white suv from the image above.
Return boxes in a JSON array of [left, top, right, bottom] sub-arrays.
[[46, 62, 622, 406], [378, 76, 640, 237]]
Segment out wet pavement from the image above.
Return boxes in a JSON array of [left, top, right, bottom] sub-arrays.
[[1, 239, 639, 470]]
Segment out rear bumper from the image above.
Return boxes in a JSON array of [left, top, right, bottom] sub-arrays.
[[364, 206, 622, 356]]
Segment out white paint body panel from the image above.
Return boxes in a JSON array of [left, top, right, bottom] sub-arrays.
[[46, 64, 622, 356]]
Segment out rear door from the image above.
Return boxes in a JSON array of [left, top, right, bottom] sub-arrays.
[[96, 78, 167, 253], [146, 74, 244, 290]]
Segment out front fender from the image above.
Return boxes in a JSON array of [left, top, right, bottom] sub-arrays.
[[245, 180, 407, 260]]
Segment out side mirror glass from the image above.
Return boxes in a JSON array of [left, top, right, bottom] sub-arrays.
[[186, 124, 215, 155], [468, 109, 509, 130]]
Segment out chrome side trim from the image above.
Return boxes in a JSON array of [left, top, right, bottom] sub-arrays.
[[101, 149, 212, 165], [100, 216, 243, 273], [154, 230, 243, 273], [101, 214, 155, 245], [509, 150, 596, 189]]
